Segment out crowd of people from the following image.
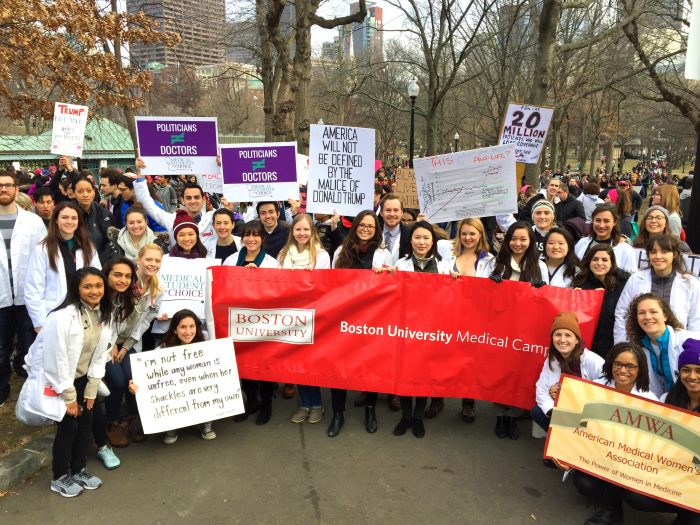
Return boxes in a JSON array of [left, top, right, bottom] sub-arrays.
[[0, 156, 698, 524]]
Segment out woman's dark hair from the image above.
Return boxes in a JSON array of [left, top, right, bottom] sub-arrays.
[[603, 342, 650, 392], [548, 329, 584, 372], [43, 201, 95, 272], [124, 204, 148, 223], [572, 244, 620, 290], [161, 309, 205, 348], [590, 204, 622, 244], [583, 181, 600, 195], [102, 257, 139, 322], [213, 208, 235, 223], [409, 220, 441, 260], [52, 267, 113, 324], [615, 189, 632, 217], [173, 227, 208, 258], [665, 377, 698, 411], [334, 211, 381, 269], [491, 221, 542, 282], [240, 220, 267, 241], [624, 293, 684, 346], [645, 234, 687, 274], [68, 175, 95, 193], [543, 227, 579, 280]]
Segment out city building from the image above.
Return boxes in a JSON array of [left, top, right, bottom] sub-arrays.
[[349, 1, 383, 62]]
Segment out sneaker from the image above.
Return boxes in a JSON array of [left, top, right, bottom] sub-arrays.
[[307, 406, 324, 424], [163, 430, 178, 445], [96, 445, 120, 470], [51, 474, 83, 497], [199, 422, 216, 440], [71, 468, 102, 490], [290, 407, 310, 423]]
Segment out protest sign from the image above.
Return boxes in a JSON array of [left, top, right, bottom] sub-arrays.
[[633, 248, 700, 278], [206, 267, 603, 408], [394, 167, 419, 209], [220, 142, 298, 202], [136, 116, 218, 176], [307, 124, 375, 215], [50, 102, 89, 157], [546, 376, 700, 513], [413, 144, 518, 223], [498, 103, 554, 164], [296, 153, 310, 186], [198, 172, 223, 195], [686, 1, 700, 80], [131, 338, 244, 434], [159, 256, 219, 319]]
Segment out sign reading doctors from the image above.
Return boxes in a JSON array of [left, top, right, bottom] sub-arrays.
[[307, 124, 375, 216], [51, 102, 89, 157], [220, 142, 298, 202], [135, 116, 219, 176], [498, 103, 554, 164]]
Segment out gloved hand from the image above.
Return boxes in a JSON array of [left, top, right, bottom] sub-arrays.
[[531, 280, 547, 288], [489, 274, 503, 284]]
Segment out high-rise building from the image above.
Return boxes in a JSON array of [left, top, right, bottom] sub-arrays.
[[127, 0, 226, 70], [349, 1, 383, 62]]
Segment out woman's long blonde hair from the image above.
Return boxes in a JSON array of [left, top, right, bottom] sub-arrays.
[[277, 214, 323, 268], [137, 243, 163, 298], [452, 218, 489, 257]]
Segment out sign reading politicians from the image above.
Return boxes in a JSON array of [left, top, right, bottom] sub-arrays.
[[51, 102, 89, 157], [131, 338, 244, 434], [135, 116, 219, 176], [307, 124, 375, 216], [206, 267, 604, 409], [220, 142, 299, 202], [546, 376, 700, 513], [498, 103, 554, 164]]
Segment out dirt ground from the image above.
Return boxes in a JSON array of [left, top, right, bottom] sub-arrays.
[[0, 375, 52, 459]]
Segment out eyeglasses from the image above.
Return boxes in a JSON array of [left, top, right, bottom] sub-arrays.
[[357, 224, 376, 231], [0, 183, 17, 189], [612, 362, 638, 371], [645, 215, 665, 222]]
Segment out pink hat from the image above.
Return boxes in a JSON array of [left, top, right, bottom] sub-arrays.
[[520, 184, 532, 193]]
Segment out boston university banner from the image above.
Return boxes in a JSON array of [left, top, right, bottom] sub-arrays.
[[206, 267, 604, 409]]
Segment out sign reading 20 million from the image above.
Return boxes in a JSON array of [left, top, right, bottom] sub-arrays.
[[498, 103, 554, 164]]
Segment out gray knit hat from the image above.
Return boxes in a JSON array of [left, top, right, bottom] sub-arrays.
[[642, 205, 670, 221], [531, 199, 556, 218]]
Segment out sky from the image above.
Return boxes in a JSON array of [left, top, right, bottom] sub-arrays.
[[312, 0, 404, 47]]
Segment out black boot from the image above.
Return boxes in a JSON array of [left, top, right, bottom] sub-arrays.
[[461, 398, 476, 423], [506, 416, 520, 440], [365, 406, 378, 433], [393, 417, 412, 436], [327, 411, 344, 437], [255, 404, 272, 426], [412, 419, 425, 438], [584, 508, 623, 525], [495, 416, 507, 438]]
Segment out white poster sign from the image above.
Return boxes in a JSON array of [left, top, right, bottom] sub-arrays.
[[633, 248, 700, 278], [498, 103, 554, 164], [198, 172, 224, 195], [296, 153, 310, 186], [413, 144, 518, 223], [50, 102, 89, 157], [158, 256, 219, 318], [686, 1, 700, 80], [131, 338, 244, 434], [307, 124, 375, 215]]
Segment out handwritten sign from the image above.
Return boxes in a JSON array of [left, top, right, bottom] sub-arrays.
[[498, 103, 554, 164], [296, 153, 310, 186], [50, 102, 89, 157], [220, 142, 298, 202], [158, 256, 219, 319], [136, 116, 219, 176], [634, 248, 700, 278], [546, 376, 700, 513], [198, 172, 223, 195], [307, 124, 375, 215], [131, 338, 244, 434], [413, 144, 518, 223], [394, 167, 419, 209]]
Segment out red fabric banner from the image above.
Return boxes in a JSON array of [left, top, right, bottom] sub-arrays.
[[207, 267, 604, 409]]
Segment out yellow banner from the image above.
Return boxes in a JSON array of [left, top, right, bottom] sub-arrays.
[[545, 376, 700, 513]]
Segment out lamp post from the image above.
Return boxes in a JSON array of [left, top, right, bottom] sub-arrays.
[[408, 78, 419, 168], [453, 131, 460, 152], [318, 118, 324, 126]]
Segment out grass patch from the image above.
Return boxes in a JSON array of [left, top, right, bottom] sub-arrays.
[[0, 375, 52, 459]]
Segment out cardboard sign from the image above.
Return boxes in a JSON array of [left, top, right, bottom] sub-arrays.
[[220, 142, 298, 202], [546, 376, 700, 513], [498, 103, 554, 164], [50, 102, 89, 157], [136, 116, 219, 176], [307, 124, 375, 215], [394, 167, 419, 209], [158, 256, 219, 319], [131, 338, 244, 434]]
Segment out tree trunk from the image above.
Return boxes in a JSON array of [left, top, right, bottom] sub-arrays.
[[293, 1, 312, 154]]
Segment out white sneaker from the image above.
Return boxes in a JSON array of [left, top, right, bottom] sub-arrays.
[[163, 430, 179, 445], [50, 474, 83, 498], [71, 468, 102, 490], [199, 422, 216, 440]]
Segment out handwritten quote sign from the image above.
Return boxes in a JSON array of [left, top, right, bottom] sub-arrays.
[[307, 124, 375, 216], [51, 102, 89, 157], [634, 248, 700, 278], [413, 144, 518, 223], [394, 167, 419, 209], [131, 338, 244, 434], [498, 103, 554, 164], [158, 256, 219, 319]]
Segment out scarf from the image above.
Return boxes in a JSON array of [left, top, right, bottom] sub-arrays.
[[282, 244, 311, 269], [235, 247, 266, 267], [411, 253, 438, 273], [169, 244, 203, 259], [641, 327, 674, 392], [118, 227, 155, 260], [507, 257, 522, 281]]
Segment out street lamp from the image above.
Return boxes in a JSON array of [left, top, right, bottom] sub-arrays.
[[408, 78, 419, 168], [453, 132, 460, 152]]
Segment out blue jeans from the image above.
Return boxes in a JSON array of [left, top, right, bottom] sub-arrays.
[[297, 385, 322, 408], [0, 305, 35, 402], [103, 348, 136, 422], [530, 404, 550, 432]]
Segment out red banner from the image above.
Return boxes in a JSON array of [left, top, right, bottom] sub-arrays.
[[207, 267, 603, 409]]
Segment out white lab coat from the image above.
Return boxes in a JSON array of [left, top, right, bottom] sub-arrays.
[[436, 239, 495, 277], [24, 243, 100, 328], [206, 236, 242, 259], [396, 255, 452, 274], [642, 326, 698, 398], [593, 378, 658, 401], [0, 207, 46, 308], [332, 245, 392, 269], [613, 269, 700, 344], [574, 237, 638, 274], [223, 252, 279, 268]]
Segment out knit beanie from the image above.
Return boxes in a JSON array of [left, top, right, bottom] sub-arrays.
[[551, 311, 581, 339], [678, 339, 700, 369], [531, 199, 556, 218], [643, 205, 670, 222], [173, 209, 199, 237]]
